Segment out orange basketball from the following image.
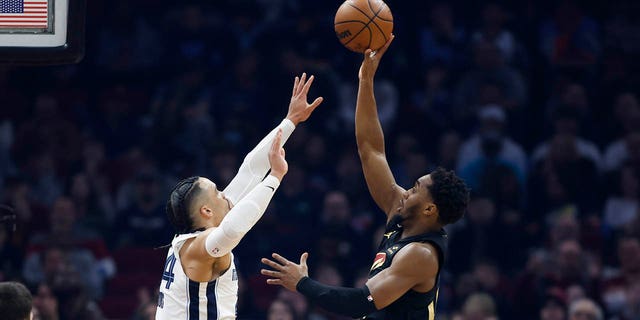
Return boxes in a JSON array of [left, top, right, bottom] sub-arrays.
[[334, 0, 394, 53]]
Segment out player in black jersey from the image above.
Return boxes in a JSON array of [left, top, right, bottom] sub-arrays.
[[261, 36, 470, 320]]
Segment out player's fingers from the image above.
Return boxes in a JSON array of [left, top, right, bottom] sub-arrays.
[[261, 258, 285, 271], [300, 252, 309, 266], [309, 97, 324, 110], [292, 76, 299, 96], [364, 49, 374, 60], [272, 253, 291, 265], [266, 279, 283, 286], [302, 75, 315, 94], [377, 34, 395, 57], [260, 269, 281, 277], [299, 73, 307, 93], [280, 148, 285, 158], [271, 129, 283, 151]]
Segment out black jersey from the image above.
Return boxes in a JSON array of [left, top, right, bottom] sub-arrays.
[[363, 222, 448, 320]]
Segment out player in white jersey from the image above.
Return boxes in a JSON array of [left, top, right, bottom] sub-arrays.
[[156, 73, 323, 320]]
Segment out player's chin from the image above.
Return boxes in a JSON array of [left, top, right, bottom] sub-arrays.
[[389, 213, 405, 226]]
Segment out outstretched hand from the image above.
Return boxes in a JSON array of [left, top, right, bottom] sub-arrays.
[[261, 252, 309, 292], [359, 34, 395, 81], [286, 73, 324, 126]]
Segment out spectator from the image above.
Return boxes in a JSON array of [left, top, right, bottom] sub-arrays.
[[568, 298, 603, 320], [532, 105, 602, 172], [457, 105, 527, 193], [0, 281, 32, 320], [471, 3, 522, 65], [539, 1, 600, 71], [417, 2, 467, 69], [529, 132, 599, 217], [453, 40, 528, 120], [604, 132, 640, 172], [461, 293, 498, 320], [267, 298, 298, 320], [603, 166, 639, 231], [539, 293, 567, 320], [114, 172, 172, 247]]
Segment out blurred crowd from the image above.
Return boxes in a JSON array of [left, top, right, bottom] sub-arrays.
[[1, 0, 640, 319]]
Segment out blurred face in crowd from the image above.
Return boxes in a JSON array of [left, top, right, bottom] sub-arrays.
[[482, 3, 506, 30], [50, 198, 77, 235], [569, 299, 602, 320], [466, 197, 495, 225], [473, 262, 499, 290], [474, 42, 503, 69], [135, 175, 161, 209], [549, 133, 578, 163], [618, 237, 640, 274], [430, 3, 453, 33], [550, 215, 580, 246], [321, 191, 351, 224], [267, 299, 295, 320], [557, 240, 583, 276], [561, 84, 588, 110], [70, 173, 91, 200], [540, 299, 565, 320], [462, 293, 496, 320], [277, 290, 307, 318]]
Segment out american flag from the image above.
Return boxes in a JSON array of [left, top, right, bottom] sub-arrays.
[[0, 0, 48, 28]]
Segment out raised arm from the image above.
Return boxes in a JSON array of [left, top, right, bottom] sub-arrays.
[[223, 73, 323, 204], [188, 130, 288, 264], [355, 36, 403, 218]]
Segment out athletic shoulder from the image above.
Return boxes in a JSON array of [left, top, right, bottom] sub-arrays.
[[392, 242, 439, 277]]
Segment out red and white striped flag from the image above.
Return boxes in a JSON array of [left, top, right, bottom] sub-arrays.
[[0, 0, 49, 29]]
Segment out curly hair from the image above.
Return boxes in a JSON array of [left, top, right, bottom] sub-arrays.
[[166, 176, 201, 234], [427, 167, 470, 225]]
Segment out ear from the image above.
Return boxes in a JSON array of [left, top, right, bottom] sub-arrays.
[[200, 205, 213, 218], [424, 203, 438, 217]]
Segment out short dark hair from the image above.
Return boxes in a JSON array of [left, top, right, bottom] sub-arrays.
[[427, 167, 470, 225], [166, 176, 204, 234], [0, 282, 32, 320]]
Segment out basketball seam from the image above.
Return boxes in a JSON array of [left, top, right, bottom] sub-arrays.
[[335, 20, 369, 26], [366, 0, 393, 22], [369, 15, 389, 42], [366, 0, 376, 15], [342, 3, 383, 47]]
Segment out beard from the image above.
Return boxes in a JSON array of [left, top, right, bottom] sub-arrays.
[[388, 212, 406, 228]]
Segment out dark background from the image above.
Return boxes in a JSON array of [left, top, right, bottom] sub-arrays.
[[1, 0, 640, 319]]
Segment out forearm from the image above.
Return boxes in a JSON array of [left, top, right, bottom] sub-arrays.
[[205, 175, 280, 257], [355, 78, 386, 155], [296, 277, 378, 318], [223, 120, 294, 204]]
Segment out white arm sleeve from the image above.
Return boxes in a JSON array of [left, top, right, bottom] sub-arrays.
[[223, 119, 295, 205], [205, 175, 280, 257]]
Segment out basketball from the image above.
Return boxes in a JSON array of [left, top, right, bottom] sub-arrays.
[[334, 0, 393, 53]]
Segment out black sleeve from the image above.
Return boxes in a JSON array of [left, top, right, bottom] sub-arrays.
[[296, 276, 378, 318]]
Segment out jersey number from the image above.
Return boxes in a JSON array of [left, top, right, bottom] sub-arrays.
[[162, 253, 177, 289]]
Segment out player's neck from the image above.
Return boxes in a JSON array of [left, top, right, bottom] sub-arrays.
[[401, 222, 441, 239]]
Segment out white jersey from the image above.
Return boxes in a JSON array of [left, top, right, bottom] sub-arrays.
[[156, 233, 239, 320]]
